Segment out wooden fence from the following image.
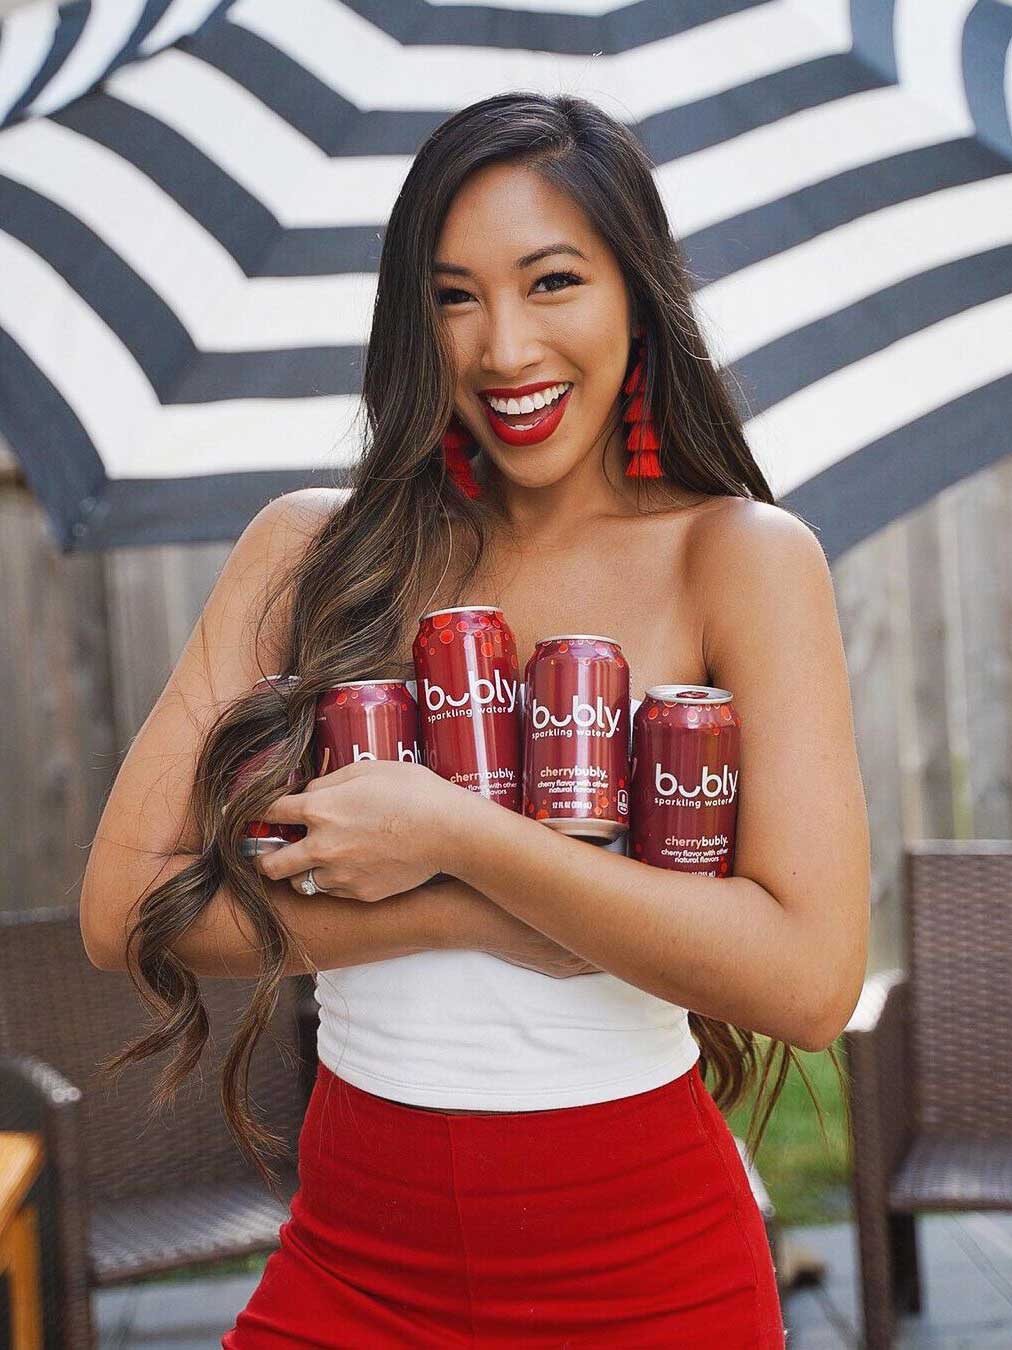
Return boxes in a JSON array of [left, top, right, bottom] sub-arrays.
[[2, 444, 1009, 973]]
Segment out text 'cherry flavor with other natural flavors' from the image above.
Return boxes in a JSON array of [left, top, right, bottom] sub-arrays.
[[314, 681, 422, 779], [630, 685, 741, 876], [523, 635, 630, 844], [233, 675, 307, 859], [412, 606, 522, 810]]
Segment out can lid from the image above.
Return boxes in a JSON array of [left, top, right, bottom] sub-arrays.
[[645, 684, 733, 704], [324, 679, 409, 691], [252, 674, 300, 690], [536, 634, 622, 647], [418, 605, 503, 621]]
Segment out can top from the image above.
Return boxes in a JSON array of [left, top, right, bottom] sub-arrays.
[[646, 684, 733, 704], [536, 634, 622, 647], [324, 679, 409, 691], [418, 605, 503, 622], [252, 674, 300, 689]]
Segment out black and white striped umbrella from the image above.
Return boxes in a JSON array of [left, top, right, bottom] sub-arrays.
[[1, 0, 1010, 556]]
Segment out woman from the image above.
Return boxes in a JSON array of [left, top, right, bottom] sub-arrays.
[[81, 92, 869, 1347]]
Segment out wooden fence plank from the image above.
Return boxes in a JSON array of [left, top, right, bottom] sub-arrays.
[[949, 459, 1012, 839], [833, 524, 906, 971], [103, 543, 230, 745], [899, 501, 956, 839], [0, 486, 116, 912]]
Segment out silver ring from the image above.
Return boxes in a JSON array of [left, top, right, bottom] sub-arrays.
[[299, 868, 318, 897]]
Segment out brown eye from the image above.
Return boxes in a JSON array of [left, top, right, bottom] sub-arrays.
[[436, 270, 584, 307], [533, 271, 583, 294]]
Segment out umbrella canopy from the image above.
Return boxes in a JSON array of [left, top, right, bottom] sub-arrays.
[[0, 0, 1009, 556]]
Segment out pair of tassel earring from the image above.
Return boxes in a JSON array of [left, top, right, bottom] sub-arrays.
[[440, 325, 663, 499]]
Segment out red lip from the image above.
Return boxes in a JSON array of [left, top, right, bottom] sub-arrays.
[[482, 384, 573, 447], [480, 380, 569, 399]]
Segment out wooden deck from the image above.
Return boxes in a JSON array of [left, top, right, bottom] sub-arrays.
[[94, 1212, 1012, 1348]]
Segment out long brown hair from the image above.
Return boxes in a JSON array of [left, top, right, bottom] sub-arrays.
[[104, 91, 847, 1190]]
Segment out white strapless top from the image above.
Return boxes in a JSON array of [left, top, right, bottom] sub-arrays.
[[313, 682, 699, 1110]]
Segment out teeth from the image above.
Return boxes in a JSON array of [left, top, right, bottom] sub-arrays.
[[484, 383, 571, 415]]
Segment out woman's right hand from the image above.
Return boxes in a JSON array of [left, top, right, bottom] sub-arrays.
[[436, 881, 604, 978]]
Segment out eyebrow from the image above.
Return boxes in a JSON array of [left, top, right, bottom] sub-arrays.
[[431, 242, 590, 277]]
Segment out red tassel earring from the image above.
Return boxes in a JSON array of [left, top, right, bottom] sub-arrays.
[[623, 326, 663, 479], [439, 415, 482, 499]]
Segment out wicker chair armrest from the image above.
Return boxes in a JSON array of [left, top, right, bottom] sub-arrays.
[[844, 969, 914, 1180], [0, 1054, 82, 1131], [0, 1055, 93, 1348]]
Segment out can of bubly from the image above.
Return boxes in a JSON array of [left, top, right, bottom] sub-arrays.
[[523, 635, 630, 843], [630, 685, 741, 875], [235, 675, 307, 859], [412, 606, 522, 810], [315, 680, 421, 774]]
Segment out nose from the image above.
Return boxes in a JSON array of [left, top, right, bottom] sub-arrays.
[[478, 304, 545, 383]]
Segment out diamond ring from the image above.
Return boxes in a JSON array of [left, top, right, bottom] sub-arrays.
[[299, 868, 318, 897]]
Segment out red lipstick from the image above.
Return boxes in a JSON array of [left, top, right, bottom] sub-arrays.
[[481, 380, 566, 399], [481, 384, 574, 447]]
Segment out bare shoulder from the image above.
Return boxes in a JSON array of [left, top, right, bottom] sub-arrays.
[[252, 486, 350, 548], [687, 496, 827, 570], [201, 487, 351, 675], [221, 487, 348, 592], [682, 496, 834, 673]]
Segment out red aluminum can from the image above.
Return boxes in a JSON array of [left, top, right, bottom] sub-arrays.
[[629, 685, 741, 875], [522, 634, 630, 844], [236, 675, 306, 859], [314, 680, 421, 775], [412, 606, 522, 810]]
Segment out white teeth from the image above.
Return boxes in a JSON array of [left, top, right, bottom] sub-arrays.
[[485, 383, 571, 415]]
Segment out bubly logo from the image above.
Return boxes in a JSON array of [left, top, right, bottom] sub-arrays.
[[654, 763, 738, 800], [529, 694, 622, 737], [423, 671, 518, 713], [352, 740, 420, 764]]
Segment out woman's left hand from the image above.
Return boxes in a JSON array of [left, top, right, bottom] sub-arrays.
[[254, 759, 473, 901]]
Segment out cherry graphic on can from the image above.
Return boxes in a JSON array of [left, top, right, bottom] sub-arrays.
[[230, 675, 307, 859], [412, 606, 522, 810], [630, 685, 741, 876], [522, 635, 630, 844], [314, 680, 422, 775]]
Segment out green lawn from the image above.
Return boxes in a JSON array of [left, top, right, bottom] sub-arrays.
[[724, 1035, 851, 1227], [140, 1038, 851, 1284]]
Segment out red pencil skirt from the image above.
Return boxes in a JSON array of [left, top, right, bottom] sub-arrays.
[[222, 1059, 784, 1347]]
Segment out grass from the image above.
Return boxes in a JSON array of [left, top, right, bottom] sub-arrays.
[[137, 1037, 851, 1285], [724, 1035, 851, 1227]]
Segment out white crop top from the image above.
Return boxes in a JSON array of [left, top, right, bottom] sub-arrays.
[[313, 681, 700, 1110]]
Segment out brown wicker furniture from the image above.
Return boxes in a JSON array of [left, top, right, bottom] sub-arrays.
[[844, 840, 1012, 1350], [0, 907, 315, 1350]]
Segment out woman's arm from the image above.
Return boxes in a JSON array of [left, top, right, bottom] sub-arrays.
[[87, 860, 600, 981], [81, 487, 360, 970], [438, 501, 871, 1053], [84, 851, 456, 976]]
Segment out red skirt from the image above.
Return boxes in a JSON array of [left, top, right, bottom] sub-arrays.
[[223, 1059, 784, 1347]]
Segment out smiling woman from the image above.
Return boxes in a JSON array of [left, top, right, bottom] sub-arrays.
[[81, 90, 868, 1349]]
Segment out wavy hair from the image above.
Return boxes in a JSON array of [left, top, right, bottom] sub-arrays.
[[104, 91, 847, 1189]]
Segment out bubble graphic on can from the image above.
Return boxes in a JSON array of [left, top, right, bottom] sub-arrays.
[[412, 606, 522, 810], [522, 635, 630, 844], [232, 675, 307, 859], [314, 680, 421, 775], [630, 685, 741, 876]]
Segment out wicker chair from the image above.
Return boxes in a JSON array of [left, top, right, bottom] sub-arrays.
[[844, 840, 1012, 1350], [0, 906, 316, 1350]]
